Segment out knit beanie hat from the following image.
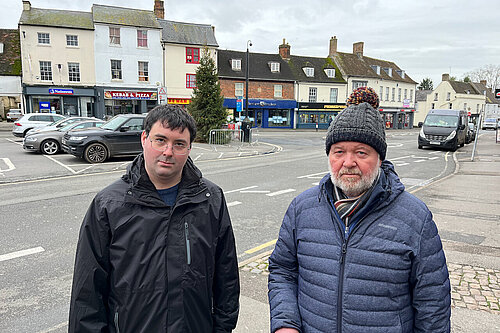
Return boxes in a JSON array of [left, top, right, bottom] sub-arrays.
[[325, 89, 386, 159]]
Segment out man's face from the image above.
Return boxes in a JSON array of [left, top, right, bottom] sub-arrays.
[[328, 141, 381, 197], [141, 121, 191, 189]]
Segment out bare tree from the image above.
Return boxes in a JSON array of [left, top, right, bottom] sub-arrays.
[[465, 64, 500, 93]]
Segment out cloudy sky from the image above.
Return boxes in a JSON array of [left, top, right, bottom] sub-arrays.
[[3, 0, 499, 86]]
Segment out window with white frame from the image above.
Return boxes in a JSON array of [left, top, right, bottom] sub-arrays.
[[235, 83, 244, 97], [309, 87, 317, 102], [391, 88, 395, 101], [111, 59, 122, 80], [353, 81, 367, 90], [385, 87, 389, 101], [39, 61, 52, 80], [330, 88, 338, 103], [186, 74, 196, 88], [137, 30, 148, 47], [303, 67, 314, 77], [274, 85, 282, 98], [68, 62, 80, 82], [398, 88, 402, 102], [446, 92, 451, 101], [66, 35, 78, 47], [379, 86, 383, 99], [0, 43, 3, 53], [270, 62, 280, 73], [231, 59, 241, 71], [38, 32, 50, 44], [434, 93, 438, 101], [404, 89, 408, 100], [325, 68, 335, 78], [138, 61, 149, 81], [410, 89, 413, 102], [109, 27, 120, 45]]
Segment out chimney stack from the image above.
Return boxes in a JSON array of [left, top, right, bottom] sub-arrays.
[[154, 0, 164, 19], [442, 73, 450, 81], [353, 42, 364, 58], [279, 38, 290, 60], [22, 0, 31, 11], [480, 79, 487, 86], [329, 36, 338, 57]]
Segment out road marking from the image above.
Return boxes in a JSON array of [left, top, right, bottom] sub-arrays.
[[192, 153, 203, 161], [224, 185, 258, 194], [218, 153, 224, 158], [414, 159, 426, 163], [297, 171, 327, 179], [37, 321, 68, 333], [245, 239, 277, 254], [227, 201, 242, 207], [43, 155, 77, 174], [267, 188, 295, 197], [0, 246, 45, 262], [429, 156, 439, 160], [193, 145, 212, 152], [241, 190, 271, 193], [395, 162, 409, 166], [390, 155, 411, 161], [312, 182, 319, 186], [5, 138, 22, 145], [0, 158, 16, 174]]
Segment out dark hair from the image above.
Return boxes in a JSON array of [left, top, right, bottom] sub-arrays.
[[144, 105, 197, 143]]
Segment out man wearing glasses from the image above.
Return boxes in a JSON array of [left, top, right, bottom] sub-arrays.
[[69, 105, 240, 332]]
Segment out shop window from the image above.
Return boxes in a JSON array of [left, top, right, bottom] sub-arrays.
[[330, 88, 338, 103], [309, 87, 317, 102], [66, 35, 78, 47], [38, 32, 50, 44], [268, 109, 290, 127], [109, 27, 120, 45], [39, 61, 52, 81], [231, 59, 241, 71], [111, 60, 122, 80], [186, 74, 196, 88], [138, 61, 149, 82], [235, 83, 243, 97], [186, 47, 200, 64], [68, 62, 80, 82], [274, 85, 282, 98], [137, 30, 148, 48]]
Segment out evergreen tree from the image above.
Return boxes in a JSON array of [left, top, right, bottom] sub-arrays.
[[418, 78, 433, 90], [187, 48, 226, 142]]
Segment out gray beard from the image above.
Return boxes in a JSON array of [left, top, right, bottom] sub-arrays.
[[329, 162, 380, 198]]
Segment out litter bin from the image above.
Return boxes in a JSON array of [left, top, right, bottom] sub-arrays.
[[241, 120, 251, 142]]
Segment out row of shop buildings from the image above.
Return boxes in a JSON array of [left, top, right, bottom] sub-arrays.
[[1, 0, 420, 129]]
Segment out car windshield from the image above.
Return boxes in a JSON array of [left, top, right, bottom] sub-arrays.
[[101, 116, 127, 131], [424, 115, 458, 128], [468, 123, 474, 129], [60, 122, 87, 131]]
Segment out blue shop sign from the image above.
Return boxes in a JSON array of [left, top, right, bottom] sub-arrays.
[[224, 98, 296, 109], [39, 101, 50, 110], [49, 88, 74, 95]]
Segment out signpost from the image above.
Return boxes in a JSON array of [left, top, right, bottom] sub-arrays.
[[158, 87, 167, 105]]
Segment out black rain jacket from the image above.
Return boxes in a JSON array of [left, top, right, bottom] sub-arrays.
[[69, 154, 240, 333]]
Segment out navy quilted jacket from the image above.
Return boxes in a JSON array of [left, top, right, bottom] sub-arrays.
[[268, 161, 450, 333]]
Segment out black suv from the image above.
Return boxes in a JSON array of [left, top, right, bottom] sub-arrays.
[[62, 114, 146, 163]]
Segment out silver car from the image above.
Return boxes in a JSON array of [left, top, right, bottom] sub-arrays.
[[23, 120, 105, 155], [25, 116, 99, 136], [12, 113, 66, 137]]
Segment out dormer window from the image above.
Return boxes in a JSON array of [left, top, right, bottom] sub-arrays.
[[383, 67, 392, 77], [370, 65, 381, 75], [303, 67, 314, 77], [269, 62, 280, 73], [231, 59, 241, 71], [324, 68, 335, 78], [396, 69, 405, 78]]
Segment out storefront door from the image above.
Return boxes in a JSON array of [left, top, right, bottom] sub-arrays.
[[255, 110, 263, 127], [63, 96, 79, 116]]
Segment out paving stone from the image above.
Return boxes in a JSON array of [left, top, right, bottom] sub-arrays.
[[250, 268, 262, 274], [463, 296, 475, 304]]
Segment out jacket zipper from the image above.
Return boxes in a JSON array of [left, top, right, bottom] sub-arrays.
[[337, 216, 349, 333], [184, 221, 191, 265], [114, 310, 120, 333]]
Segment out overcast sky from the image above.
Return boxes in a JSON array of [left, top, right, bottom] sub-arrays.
[[3, 0, 499, 87]]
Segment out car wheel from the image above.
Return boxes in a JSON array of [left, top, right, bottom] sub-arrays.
[[418, 145, 422, 149], [84, 143, 107, 163], [41, 139, 59, 155]]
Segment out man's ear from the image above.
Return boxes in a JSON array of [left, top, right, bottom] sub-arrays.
[[141, 131, 147, 148]]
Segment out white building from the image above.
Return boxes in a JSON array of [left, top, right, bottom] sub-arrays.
[[0, 29, 22, 119]]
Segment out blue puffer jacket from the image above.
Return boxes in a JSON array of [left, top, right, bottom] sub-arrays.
[[268, 161, 450, 333]]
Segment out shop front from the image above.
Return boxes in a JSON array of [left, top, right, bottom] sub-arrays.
[[23, 86, 95, 117], [167, 98, 191, 107], [297, 102, 346, 129], [95, 87, 158, 119], [379, 108, 415, 129], [223, 98, 296, 128]]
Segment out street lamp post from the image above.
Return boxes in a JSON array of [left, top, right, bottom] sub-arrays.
[[245, 40, 252, 120]]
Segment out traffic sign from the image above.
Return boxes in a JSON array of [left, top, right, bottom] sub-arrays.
[[158, 87, 167, 105]]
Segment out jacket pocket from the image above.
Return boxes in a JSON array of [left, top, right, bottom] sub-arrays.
[[114, 310, 121, 333], [184, 221, 191, 265]]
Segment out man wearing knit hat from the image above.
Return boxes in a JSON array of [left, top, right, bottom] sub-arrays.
[[268, 88, 451, 333]]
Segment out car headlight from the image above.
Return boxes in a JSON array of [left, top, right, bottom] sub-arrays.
[[446, 130, 456, 141], [419, 128, 426, 139], [69, 136, 88, 141], [24, 136, 37, 142]]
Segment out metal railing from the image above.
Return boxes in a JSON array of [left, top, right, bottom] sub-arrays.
[[209, 128, 257, 149]]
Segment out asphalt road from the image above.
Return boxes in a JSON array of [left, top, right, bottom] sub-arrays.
[[0, 128, 461, 332]]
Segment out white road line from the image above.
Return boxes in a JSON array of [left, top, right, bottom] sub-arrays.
[[193, 153, 203, 161], [414, 160, 426, 163], [224, 185, 258, 194], [75, 165, 95, 174], [389, 155, 411, 161], [37, 321, 68, 333], [218, 153, 224, 158], [267, 189, 296, 197], [193, 146, 213, 152], [297, 171, 327, 179], [5, 138, 22, 145], [43, 155, 77, 174], [0, 246, 45, 262], [428, 156, 439, 160], [0, 157, 16, 172], [241, 190, 271, 193], [395, 162, 410, 166], [312, 182, 319, 186], [227, 201, 242, 207], [428, 151, 442, 154]]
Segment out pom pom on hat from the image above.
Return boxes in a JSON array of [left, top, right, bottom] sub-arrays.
[[347, 87, 380, 109]]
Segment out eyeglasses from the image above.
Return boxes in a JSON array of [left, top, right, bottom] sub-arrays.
[[148, 136, 190, 155]]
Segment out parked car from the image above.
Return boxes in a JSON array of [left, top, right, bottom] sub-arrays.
[[482, 118, 498, 130], [12, 113, 66, 137], [62, 114, 146, 163], [26, 116, 99, 136], [23, 120, 105, 155], [418, 109, 468, 151], [6, 109, 23, 122], [466, 122, 476, 144]]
